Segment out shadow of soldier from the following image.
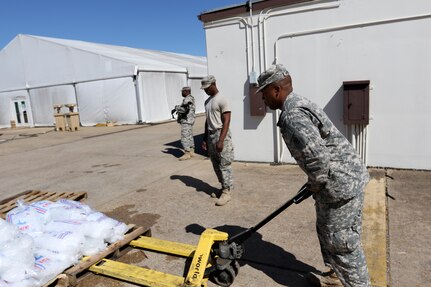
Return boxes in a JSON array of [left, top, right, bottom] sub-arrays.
[[162, 147, 183, 158], [162, 137, 183, 158], [170, 175, 219, 197], [185, 223, 317, 287], [163, 133, 207, 158]]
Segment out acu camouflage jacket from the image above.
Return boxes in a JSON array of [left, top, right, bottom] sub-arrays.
[[175, 95, 195, 125], [277, 93, 369, 203]]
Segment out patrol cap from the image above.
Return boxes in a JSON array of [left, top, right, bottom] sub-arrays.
[[201, 75, 216, 89], [256, 64, 289, 93], [182, 86, 191, 91]]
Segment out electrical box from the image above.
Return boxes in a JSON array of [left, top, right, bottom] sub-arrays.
[[249, 84, 266, 116], [343, 81, 370, 125]]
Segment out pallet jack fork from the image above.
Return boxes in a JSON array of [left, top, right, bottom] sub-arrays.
[[88, 228, 229, 287], [87, 185, 312, 287]]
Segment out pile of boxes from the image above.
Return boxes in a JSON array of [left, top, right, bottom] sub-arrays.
[[53, 104, 80, 132]]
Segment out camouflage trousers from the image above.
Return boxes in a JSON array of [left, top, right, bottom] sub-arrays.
[[208, 129, 234, 190], [315, 191, 371, 287], [180, 123, 194, 151]]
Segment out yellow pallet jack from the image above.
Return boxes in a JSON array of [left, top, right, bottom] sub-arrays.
[[87, 185, 312, 287]]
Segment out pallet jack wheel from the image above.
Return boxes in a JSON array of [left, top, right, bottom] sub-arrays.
[[210, 263, 236, 287], [232, 260, 240, 275]]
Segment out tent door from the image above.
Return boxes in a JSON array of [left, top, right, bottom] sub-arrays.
[[12, 99, 30, 126]]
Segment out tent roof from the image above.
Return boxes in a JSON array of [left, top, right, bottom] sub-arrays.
[[32, 35, 207, 75], [0, 34, 207, 92]]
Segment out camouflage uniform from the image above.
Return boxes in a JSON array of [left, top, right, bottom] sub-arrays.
[[207, 129, 234, 190], [277, 92, 371, 287], [175, 94, 195, 152]]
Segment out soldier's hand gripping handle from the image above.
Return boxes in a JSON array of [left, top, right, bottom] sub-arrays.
[[293, 183, 313, 204]]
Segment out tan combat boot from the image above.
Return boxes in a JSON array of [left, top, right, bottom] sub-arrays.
[[179, 151, 192, 161], [190, 149, 195, 157], [306, 269, 343, 287], [210, 188, 222, 198], [215, 189, 231, 206]]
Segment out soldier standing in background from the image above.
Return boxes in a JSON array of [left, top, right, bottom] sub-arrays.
[[201, 75, 234, 206], [257, 64, 371, 287], [173, 86, 195, 161]]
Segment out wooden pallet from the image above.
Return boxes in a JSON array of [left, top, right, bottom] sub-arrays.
[[0, 190, 154, 286], [45, 225, 151, 287], [0, 190, 87, 219]]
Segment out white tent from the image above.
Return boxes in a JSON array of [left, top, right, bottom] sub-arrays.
[[0, 34, 208, 128]]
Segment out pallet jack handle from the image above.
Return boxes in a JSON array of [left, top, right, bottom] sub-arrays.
[[227, 183, 312, 245], [209, 185, 312, 286]]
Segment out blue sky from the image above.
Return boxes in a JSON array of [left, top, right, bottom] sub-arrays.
[[0, 0, 243, 56]]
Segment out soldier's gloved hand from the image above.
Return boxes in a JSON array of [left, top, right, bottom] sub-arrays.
[[306, 182, 325, 193]]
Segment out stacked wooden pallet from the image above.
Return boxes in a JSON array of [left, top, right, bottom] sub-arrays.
[[0, 190, 152, 287]]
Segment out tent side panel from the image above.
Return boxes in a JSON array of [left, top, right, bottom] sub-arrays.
[[29, 85, 76, 126], [75, 81, 105, 126], [76, 77, 138, 126], [0, 93, 14, 128], [139, 72, 186, 123], [165, 73, 187, 115], [103, 77, 138, 124]]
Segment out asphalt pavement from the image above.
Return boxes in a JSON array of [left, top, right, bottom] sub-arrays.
[[0, 116, 429, 287]]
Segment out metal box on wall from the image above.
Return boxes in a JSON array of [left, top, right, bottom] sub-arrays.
[[343, 81, 370, 125], [249, 84, 266, 116]]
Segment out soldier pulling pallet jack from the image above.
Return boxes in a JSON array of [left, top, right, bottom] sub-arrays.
[[255, 64, 371, 287], [83, 65, 371, 287], [181, 65, 371, 287]]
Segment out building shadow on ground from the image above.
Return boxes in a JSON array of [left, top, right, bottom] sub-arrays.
[[185, 223, 316, 287], [170, 175, 219, 197], [163, 133, 206, 159]]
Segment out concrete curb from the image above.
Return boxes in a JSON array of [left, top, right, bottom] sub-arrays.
[[363, 177, 387, 287]]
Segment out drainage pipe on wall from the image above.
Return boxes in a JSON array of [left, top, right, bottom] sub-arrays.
[[257, 1, 341, 162], [204, 18, 252, 76], [274, 12, 431, 64], [204, 1, 341, 162], [248, 1, 256, 81], [272, 12, 431, 162], [259, 1, 341, 73]]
